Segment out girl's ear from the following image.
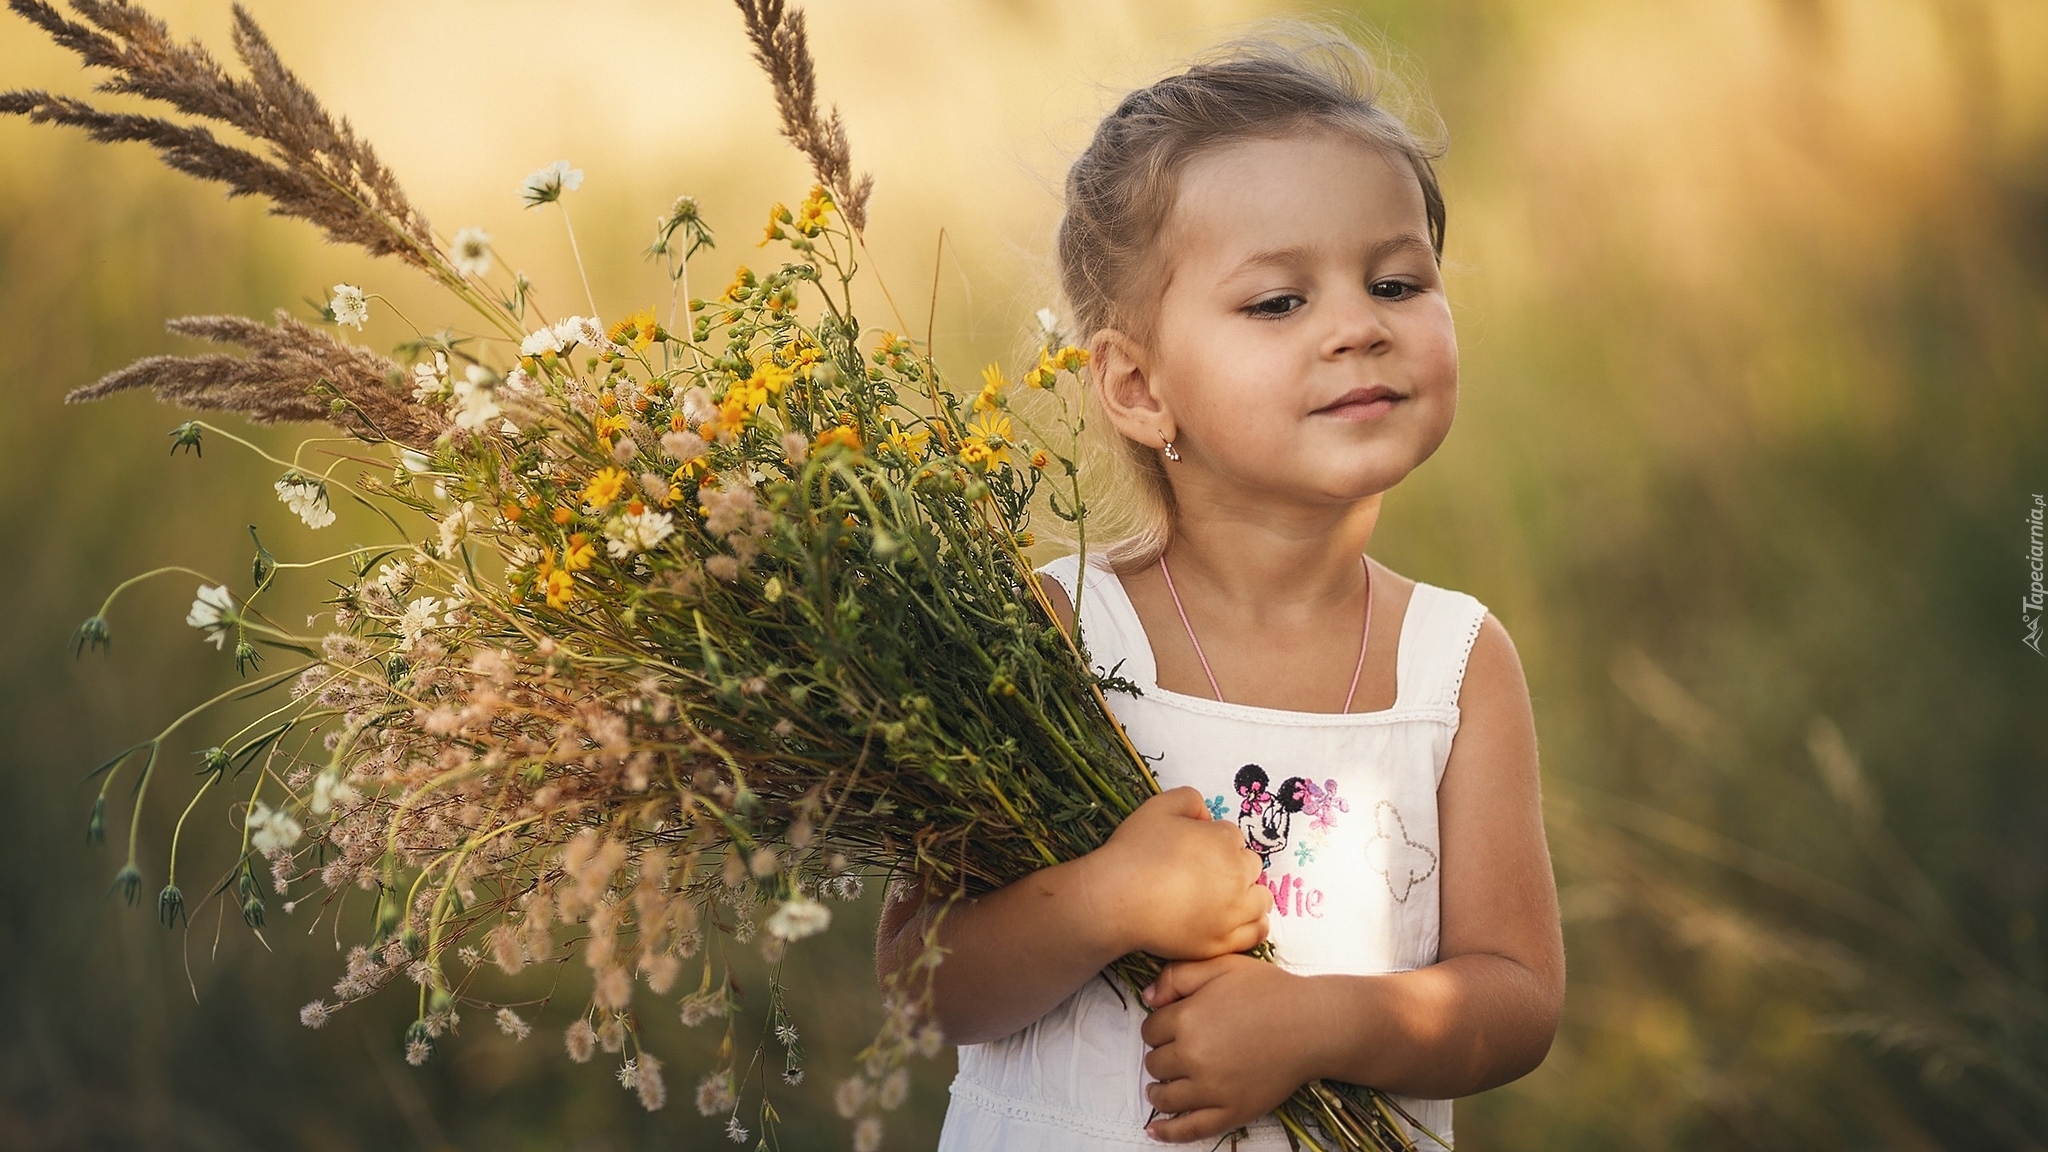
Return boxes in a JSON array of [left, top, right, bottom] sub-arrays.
[[1090, 328, 1174, 449]]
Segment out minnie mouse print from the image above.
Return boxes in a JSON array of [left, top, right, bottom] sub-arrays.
[[1233, 764, 1313, 865]]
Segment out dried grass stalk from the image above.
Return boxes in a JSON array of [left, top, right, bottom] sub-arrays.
[[733, 0, 873, 231], [0, 0, 438, 267], [69, 311, 442, 446]]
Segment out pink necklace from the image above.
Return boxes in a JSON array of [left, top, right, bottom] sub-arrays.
[[1157, 552, 1373, 712]]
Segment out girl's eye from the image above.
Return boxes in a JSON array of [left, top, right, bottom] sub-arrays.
[[1247, 294, 1304, 318], [1369, 279, 1419, 300]]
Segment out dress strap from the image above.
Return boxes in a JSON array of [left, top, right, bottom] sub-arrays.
[[1393, 583, 1490, 713], [1035, 554, 1158, 689]]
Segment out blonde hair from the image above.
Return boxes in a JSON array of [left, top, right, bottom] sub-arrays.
[[1055, 24, 1446, 569]]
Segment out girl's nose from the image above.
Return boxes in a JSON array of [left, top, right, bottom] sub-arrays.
[[1321, 287, 1394, 359]]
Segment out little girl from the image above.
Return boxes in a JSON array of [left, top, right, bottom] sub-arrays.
[[879, 29, 1564, 1150]]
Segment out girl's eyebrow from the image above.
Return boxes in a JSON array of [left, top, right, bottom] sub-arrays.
[[1225, 232, 1434, 279], [1367, 232, 1436, 263]]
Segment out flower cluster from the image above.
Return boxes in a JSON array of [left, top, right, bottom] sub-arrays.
[[47, 4, 1424, 1144]]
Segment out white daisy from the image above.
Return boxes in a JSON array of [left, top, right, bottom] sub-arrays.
[[411, 352, 450, 403], [552, 315, 605, 349], [330, 284, 369, 329], [604, 507, 675, 559], [451, 367, 500, 432], [274, 474, 336, 529], [519, 326, 564, 357], [185, 584, 235, 649], [438, 502, 480, 556], [451, 227, 492, 277], [519, 159, 583, 207], [397, 596, 444, 653]]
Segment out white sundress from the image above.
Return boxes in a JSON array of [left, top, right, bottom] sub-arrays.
[[936, 552, 1487, 1152]]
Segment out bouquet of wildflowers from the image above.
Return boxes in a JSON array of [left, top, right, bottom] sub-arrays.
[[7, 1, 1433, 1147]]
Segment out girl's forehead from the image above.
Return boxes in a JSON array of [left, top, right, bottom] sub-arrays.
[[1165, 133, 1428, 261]]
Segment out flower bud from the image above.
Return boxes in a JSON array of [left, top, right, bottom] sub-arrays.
[[157, 884, 186, 928], [167, 421, 203, 457], [71, 615, 112, 658], [111, 864, 142, 907]]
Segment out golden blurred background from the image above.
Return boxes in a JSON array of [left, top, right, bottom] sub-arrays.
[[2, 0, 2044, 1147]]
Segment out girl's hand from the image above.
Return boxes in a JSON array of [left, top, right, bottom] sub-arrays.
[[1081, 786, 1269, 961], [1138, 955, 1319, 1143]]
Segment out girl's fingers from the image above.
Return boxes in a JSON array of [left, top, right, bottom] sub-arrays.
[[1139, 998, 1181, 1045], [1146, 1105, 1238, 1144], [1143, 955, 1233, 1009], [1144, 1073, 1208, 1116], [1142, 1041, 1187, 1082]]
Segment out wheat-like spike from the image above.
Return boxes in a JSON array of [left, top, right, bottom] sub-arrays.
[[68, 311, 443, 447], [2, 0, 438, 267], [733, 0, 872, 231]]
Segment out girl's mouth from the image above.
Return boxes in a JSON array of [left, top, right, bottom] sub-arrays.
[[1311, 386, 1402, 421]]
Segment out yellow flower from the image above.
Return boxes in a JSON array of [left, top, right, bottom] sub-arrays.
[[1030, 449, 1050, 470], [795, 185, 833, 236], [760, 203, 791, 245], [883, 421, 930, 459], [594, 412, 631, 442], [873, 330, 912, 370], [1025, 344, 1091, 388], [544, 568, 576, 609], [974, 363, 1007, 413], [721, 266, 755, 304], [581, 466, 628, 508], [564, 532, 597, 571], [813, 425, 862, 455], [552, 505, 575, 525], [607, 307, 663, 352], [779, 333, 821, 369], [962, 410, 1014, 471]]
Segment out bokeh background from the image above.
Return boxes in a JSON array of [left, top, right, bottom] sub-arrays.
[[2, 0, 2044, 1148]]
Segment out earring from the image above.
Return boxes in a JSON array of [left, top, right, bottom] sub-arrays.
[[1162, 437, 1181, 463]]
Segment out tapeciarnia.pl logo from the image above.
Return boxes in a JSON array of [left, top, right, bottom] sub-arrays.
[[2026, 494, 2045, 656]]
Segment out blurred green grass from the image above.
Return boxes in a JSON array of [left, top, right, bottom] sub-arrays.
[[2, 0, 2044, 1148]]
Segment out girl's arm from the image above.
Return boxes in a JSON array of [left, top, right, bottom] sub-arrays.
[[1139, 614, 1565, 1142], [877, 788, 1272, 1046], [877, 785, 1270, 1046]]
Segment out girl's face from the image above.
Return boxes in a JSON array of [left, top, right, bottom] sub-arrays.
[[1096, 131, 1458, 510]]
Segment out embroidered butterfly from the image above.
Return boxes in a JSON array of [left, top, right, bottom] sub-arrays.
[[1363, 800, 1438, 903]]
